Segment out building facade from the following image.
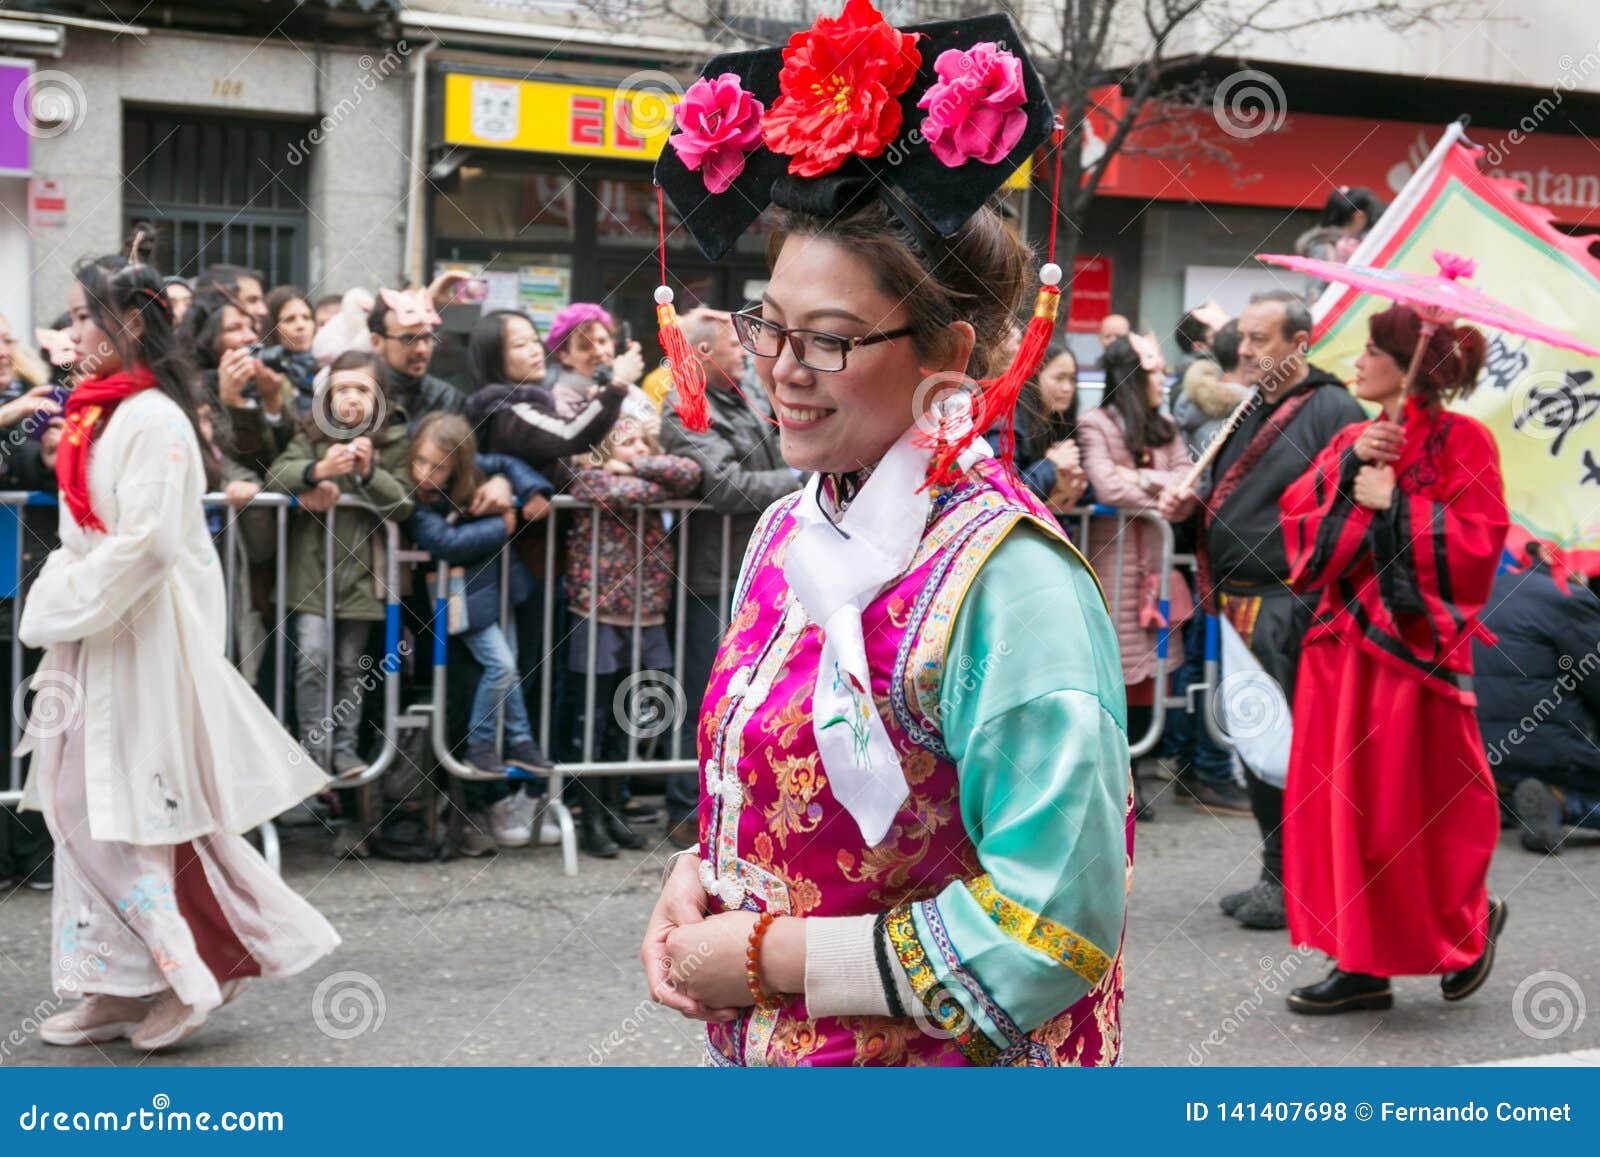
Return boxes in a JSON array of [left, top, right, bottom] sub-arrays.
[[4, 1, 408, 332]]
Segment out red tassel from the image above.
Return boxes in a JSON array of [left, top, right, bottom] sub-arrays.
[[921, 284, 1060, 487], [658, 301, 710, 433]]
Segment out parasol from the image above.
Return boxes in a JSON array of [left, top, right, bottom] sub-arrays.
[[1257, 247, 1600, 379], [1176, 248, 1600, 493]]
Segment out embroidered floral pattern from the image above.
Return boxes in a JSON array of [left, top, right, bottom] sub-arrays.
[[885, 904, 999, 1066], [695, 457, 1123, 1067], [818, 662, 874, 767], [117, 875, 176, 919], [763, 752, 827, 849]]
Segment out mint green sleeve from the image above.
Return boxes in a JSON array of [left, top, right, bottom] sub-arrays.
[[887, 522, 1130, 1059]]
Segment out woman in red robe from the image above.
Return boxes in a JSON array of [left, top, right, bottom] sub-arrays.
[[1277, 303, 1508, 1015]]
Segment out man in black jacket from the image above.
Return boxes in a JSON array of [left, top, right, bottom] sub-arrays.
[[1475, 551, 1600, 853], [659, 310, 801, 847], [1160, 290, 1365, 929]]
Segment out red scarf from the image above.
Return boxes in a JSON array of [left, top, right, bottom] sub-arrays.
[[56, 367, 157, 533]]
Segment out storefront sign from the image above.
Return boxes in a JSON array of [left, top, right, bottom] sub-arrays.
[[444, 73, 677, 160], [0, 62, 32, 176], [1065, 255, 1113, 333], [1096, 103, 1600, 226], [29, 177, 64, 228]]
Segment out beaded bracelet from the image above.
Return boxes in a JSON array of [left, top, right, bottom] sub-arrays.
[[745, 910, 779, 1009]]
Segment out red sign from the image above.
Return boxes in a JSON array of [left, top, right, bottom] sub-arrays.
[[29, 177, 65, 228], [1066, 255, 1113, 333], [1097, 105, 1600, 227], [568, 95, 605, 149], [612, 98, 645, 152]]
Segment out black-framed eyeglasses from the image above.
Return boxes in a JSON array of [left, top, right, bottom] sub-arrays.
[[383, 329, 437, 349], [732, 308, 913, 373]]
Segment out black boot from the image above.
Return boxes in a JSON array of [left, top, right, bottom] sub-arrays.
[[1232, 879, 1287, 930], [577, 778, 619, 858], [599, 777, 645, 851], [1287, 967, 1393, 1015], [1133, 775, 1155, 822], [1441, 897, 1507, 1002]]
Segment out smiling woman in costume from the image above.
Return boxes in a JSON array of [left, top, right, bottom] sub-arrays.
[[639, 0, 1131, 1067]]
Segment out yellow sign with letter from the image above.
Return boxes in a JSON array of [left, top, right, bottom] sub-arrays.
[[443, 73, 678, 160]]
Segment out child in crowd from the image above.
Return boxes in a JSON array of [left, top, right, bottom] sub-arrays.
[[563, 415, 699, 857], [405, 412, 555, 854], [266, 350, 414, 781]]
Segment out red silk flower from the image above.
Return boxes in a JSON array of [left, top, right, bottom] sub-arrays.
[[761, 0, 923, 179]]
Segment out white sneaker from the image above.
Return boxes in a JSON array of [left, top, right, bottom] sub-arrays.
[[40, 994, 150, 1046], [460, 811, 497, 857], [539, 810, 562, 846], [130, 990, 206, 1052], [489, 795, 532, 848], [507, 788, 537, 832]]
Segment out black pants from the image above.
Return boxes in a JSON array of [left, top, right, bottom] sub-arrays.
[[1224, 589, 1315, 885], [1, 640, 50, 884]]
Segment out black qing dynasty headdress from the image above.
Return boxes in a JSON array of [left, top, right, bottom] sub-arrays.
[[652, 0, 1069, 483]]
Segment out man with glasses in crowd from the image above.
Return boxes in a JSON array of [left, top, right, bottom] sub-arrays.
[[368, 291, 468, 428]]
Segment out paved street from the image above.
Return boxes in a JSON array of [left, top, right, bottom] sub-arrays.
[[1, 790, 1596, 1068]]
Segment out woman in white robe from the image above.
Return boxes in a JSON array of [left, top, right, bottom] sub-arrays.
[[20, 255, 337, 1052]]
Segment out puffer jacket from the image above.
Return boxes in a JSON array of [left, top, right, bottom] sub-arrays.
[[1474, 563, 1600, 797], [1076, 406, 1193, 685], [405, 453, 552, 633], [1174, 358, 1250, 459], [564, 455, 700, 626], [465, 379, 623, 479]]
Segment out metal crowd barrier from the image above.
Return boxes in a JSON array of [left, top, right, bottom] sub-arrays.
[[426, 496, 725, 877], [0, 483, 1234, 883], [0, 491, 409, 876], [1065, 504, 1177, 759], [423, 496, 1229, 875]]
